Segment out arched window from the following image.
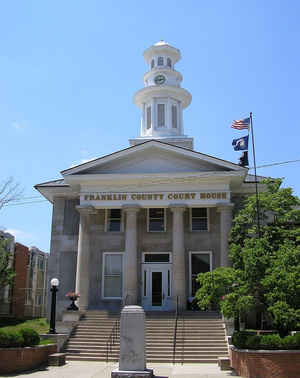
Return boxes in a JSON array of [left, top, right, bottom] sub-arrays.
[[151, 59, 154, 69], [158, 57, 164, 66], [167, 58, 172, 68]]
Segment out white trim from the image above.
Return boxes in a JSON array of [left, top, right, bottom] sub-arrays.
[[189, 207, 210, 232], [62, 140, 246, 175], [189, 251, 212, 298], [102, 252, 124, 300], [147, 208, 167, 232], [142, 251, 172, 263]]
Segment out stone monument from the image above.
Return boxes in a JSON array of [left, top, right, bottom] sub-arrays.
[[112, 305, 153, 378]]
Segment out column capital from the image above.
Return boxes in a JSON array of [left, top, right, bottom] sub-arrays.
[[216, 203, 234, 213], [122, 204, 141, 214], [76, 205, 97, 216], [169, 204, 187, 213]]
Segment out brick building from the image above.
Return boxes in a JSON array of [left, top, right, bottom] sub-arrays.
[[0, 231, 48, 318]]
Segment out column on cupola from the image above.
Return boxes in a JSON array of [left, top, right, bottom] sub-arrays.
[[217, 204, 234, 267], [170, 205, 187, 310], [123, 205, 140, 305], [75, 206, 97, 311], [141, 103, 146, 134], [178, 102, 183, 134]]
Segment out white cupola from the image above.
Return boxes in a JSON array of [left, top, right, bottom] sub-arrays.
[[129, 41, 194, 150]]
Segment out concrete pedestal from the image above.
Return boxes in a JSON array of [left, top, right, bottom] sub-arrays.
[[112, 305, 153, 378]]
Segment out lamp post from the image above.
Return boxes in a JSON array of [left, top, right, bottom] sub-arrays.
[[49, 278, 59, 334]]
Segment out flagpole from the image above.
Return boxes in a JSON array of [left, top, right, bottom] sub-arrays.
[[250, 112, 261, 237]]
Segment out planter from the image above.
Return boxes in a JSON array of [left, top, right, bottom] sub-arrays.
[[230, 346, 300, 378], [0, 344, 57, 374]]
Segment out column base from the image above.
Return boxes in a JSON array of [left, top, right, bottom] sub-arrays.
[[112, 369, 153, 378]]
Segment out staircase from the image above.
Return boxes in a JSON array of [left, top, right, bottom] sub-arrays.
[[64, 310, 228, 363]]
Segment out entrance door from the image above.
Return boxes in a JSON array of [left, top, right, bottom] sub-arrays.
[[142, 264, 172, 311]]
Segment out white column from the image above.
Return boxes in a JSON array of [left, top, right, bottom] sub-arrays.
[[141, 102, 145, 135], [123, 205, 140, 305], [75, 206, 96, 311], [217, 204, 233, 267], [178, 102, 183, 134], [170, 205, 186, 310]]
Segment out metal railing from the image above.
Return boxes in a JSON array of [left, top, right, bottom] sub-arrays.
[[172, 296, 179, 364], [172, 296, 185, 365], [105, 294, 130, 363]]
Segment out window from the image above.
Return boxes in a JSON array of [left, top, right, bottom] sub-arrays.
[[103, 253, 123, 298], [35, 294, 42, 306], [38, 256, 44, 270], [148, 208, 165, 232], [151, 59, 155, 69], [167, 57, 172, 68], [157, 104, 165, 127], [190, 252, 212, 296], [158, 56, 164, 66], [190, 208, 208, 231], [146, 106, 151, 129], [144, 253, 170, 263], [106, 209, 122, 232], [172, 105, 177, 128]]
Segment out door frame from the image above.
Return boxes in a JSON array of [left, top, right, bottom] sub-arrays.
[[141, 252, 172, 311]]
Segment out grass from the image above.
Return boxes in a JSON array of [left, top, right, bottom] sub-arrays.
[[39, 339, 55, 345], [0, 318, 49, 334]]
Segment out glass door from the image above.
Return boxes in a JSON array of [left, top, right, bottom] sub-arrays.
[[141, 264, 172, 311]]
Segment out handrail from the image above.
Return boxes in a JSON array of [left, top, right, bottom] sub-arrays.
[[181, 309, 185, 365], [172, 296, 179, 364], [106, 294, 130, 363]]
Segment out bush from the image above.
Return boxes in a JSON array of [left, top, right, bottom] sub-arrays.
[[0, 329, 24, 347], [19, 328, 40, 346], [246, 335, 261, 349], [232, 331, 255, 349], [232, 331, 300, 350], [259, 334, 282, 350], [0, 328, 40, 348]]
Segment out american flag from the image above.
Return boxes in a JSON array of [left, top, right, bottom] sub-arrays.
[[231, 117, 250, 130]]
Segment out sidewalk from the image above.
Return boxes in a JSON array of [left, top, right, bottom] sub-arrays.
[[2, 361, 241, 378]]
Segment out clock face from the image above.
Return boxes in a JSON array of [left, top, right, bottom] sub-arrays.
[[154, 74, 166, 85]]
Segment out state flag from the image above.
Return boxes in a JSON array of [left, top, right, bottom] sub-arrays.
[[232, 135, 249, 151]]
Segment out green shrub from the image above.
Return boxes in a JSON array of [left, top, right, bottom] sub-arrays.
[[232, 331, 300, 350], [280, 335, 297, 350], [19, 328, 40, 346], [246, 335, 261, 349], [232, 331, 255, 349], [259, 334, 282, 349], [0, 329, 24, 347]]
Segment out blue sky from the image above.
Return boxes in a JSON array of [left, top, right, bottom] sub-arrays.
[[1, 1, 300, 252]]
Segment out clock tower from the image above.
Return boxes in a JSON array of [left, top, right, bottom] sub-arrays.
[[130, 41, 194, 149]]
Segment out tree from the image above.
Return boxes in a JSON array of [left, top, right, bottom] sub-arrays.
[[195, 179, 300, 335], [0, 177, 23, 210], [0, 238, 15, 290]]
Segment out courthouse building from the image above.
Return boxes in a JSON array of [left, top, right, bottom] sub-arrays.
[[36, 41, 257, 318]]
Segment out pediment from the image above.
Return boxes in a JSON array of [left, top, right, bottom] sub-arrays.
[[62, 140, 244, 177]]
